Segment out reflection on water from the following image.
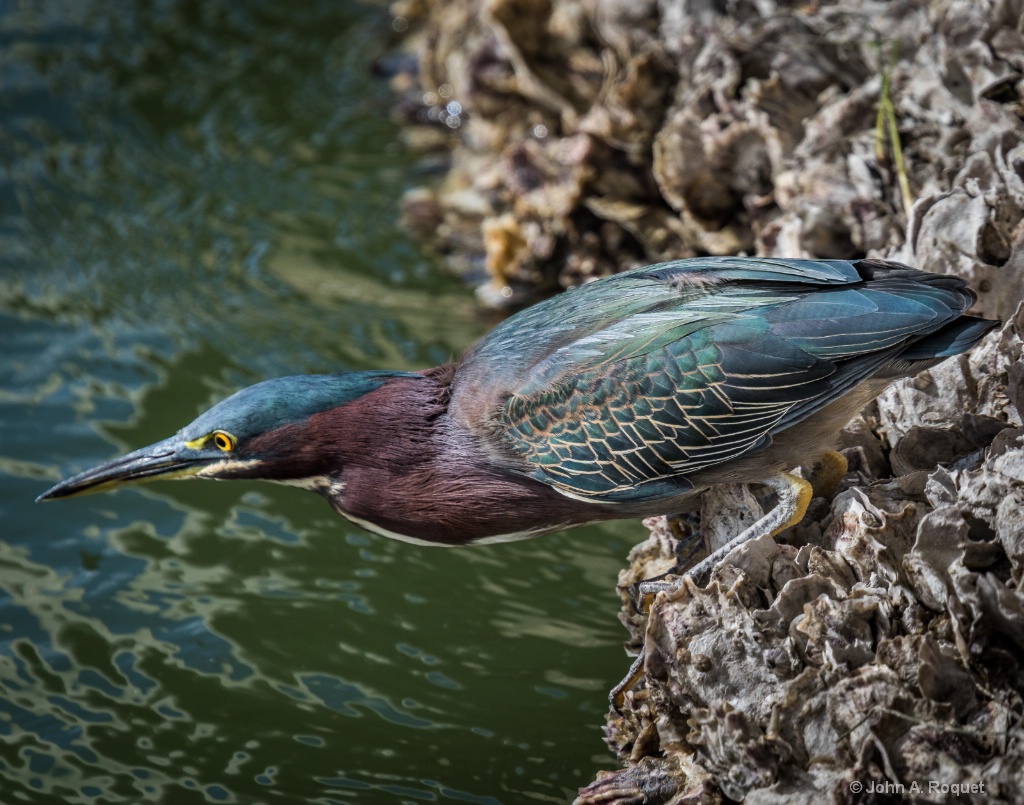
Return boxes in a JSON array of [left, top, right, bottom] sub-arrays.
[[0, 2, 630, 803]]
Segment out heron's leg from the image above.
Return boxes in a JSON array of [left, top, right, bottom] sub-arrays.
[[681, 472, 812, 584], [632, 473, 813, 595], [610, 472, 812, 709]]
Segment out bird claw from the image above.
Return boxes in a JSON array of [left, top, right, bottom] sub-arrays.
[[609, 650, 647, 710], [627, 578, 680, 615], [625, 528, 703, 613]]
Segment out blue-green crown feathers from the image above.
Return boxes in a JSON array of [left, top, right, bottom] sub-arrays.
[[181, 370, 420, 442]]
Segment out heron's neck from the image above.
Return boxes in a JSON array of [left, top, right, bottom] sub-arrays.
[[319, 370, 605, 545]]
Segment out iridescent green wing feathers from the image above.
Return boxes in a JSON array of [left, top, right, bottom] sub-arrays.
[[461, 258, 982, 504]]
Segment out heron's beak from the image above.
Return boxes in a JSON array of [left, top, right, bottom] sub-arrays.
[[36, 436, 219, 502]]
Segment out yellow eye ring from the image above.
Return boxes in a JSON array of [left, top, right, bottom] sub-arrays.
[[211, 431, 236, 452]]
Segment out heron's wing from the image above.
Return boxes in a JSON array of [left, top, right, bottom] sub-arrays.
[[483, 257, 975, 504]]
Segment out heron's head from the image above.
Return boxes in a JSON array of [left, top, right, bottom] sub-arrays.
[[37, 371, 418, 501]]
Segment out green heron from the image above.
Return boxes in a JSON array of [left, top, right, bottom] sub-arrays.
[[39, 257, 995, 578]]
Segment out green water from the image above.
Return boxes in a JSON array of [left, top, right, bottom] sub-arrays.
[[0, 2, 632, 803]]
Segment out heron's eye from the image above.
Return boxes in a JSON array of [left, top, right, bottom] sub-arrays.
[[211, 431, 236, 452]]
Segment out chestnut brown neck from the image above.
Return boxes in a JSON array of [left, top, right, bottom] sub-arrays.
[[305, 369, 609, 546]]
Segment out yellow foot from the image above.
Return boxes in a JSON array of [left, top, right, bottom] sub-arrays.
[[808, 449, 849, 500]]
